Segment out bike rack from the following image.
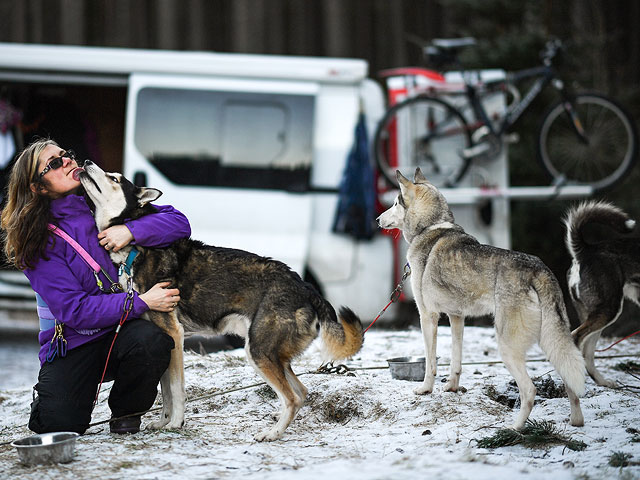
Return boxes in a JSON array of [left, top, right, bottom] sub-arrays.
[[379, 184, 593, 207], [439, 184, 594, 204]]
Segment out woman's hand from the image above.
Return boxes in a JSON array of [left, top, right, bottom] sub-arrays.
[[139, 281, 181, 312], [98, 225, 134, 253]]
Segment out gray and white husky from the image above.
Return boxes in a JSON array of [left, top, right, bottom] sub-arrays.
[[79, 160, 364, 441], [377, 168, 585, 429], [565, 200, 640, 387]]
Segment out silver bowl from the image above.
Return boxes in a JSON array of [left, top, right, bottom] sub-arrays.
[[387, 356, 426, 381], [12, 432, 79, 465]]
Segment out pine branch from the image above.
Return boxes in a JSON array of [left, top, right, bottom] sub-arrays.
[[476, 419, 587, 451]]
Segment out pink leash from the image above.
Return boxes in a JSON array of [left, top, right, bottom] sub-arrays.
[[48, 224, 123, 293], [48, 224, 102, 272], [363, 263, 411, 334]]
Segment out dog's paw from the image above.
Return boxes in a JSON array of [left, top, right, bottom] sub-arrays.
[[510, 420, 526, 431], [164, 420, 185, 429], [595, 378, 618, 389], [443, 381, 459, 392], [413, 384, 433, 395], [146, 418, 169, 430], [254, 429, 282, 442], [570, 412, 584, 427]]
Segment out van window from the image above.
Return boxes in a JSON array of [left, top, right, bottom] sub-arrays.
[[134, 87, 314, 190]]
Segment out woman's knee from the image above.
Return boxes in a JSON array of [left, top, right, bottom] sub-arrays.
[[29, 389, 91, 434], [120, 319, 174, 366]]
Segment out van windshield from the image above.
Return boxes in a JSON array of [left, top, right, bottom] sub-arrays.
[[134, 87, 314, 191]]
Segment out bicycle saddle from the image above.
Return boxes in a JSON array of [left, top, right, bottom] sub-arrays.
[[430, 37, 476, 50]]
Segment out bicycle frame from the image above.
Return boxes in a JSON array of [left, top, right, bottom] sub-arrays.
[[465, 63, 559, 137]]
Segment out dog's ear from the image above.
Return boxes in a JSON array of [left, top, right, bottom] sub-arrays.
[[396, 170, 415, 202], [136, 187, 163, 206], [396, 170, 412, 189], [414, 168, 428, 184]]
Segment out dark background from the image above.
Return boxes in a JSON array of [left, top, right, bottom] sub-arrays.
[[1, 0, 639, 333]]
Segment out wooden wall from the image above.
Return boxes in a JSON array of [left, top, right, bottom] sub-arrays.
[[0, 0, 638, 96]]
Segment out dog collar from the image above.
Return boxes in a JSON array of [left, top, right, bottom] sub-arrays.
[[119, 247, 140, 277], [426, 222, 455, 232]]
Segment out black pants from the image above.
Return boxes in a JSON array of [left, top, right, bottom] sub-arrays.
[[29, 319, 174, 434]]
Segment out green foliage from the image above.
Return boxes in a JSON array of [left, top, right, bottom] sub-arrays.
[[437, 0, 547, 70], [609, 451, 633, 468], [476, 419, 587, 451]]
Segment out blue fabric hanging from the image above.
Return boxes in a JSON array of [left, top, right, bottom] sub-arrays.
[[332, 112, 376, 240]]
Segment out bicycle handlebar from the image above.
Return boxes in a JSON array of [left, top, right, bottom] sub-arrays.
[[540, 38, 563, 65]]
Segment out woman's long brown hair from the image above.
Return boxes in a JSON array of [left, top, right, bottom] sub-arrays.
[[1, 139, 56, 270]]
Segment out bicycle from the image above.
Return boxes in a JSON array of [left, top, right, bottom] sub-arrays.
[[373, 37, 639, 192]]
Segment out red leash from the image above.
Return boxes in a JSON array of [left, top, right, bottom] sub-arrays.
[[595, 329, 640, 352], [93, 285, 135, 409], [363, 263, 411, 334]]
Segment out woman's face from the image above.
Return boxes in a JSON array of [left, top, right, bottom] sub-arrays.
[[35, 145, 84, 198]]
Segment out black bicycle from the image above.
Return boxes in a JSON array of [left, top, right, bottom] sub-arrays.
[[374, 38, 638, 192]]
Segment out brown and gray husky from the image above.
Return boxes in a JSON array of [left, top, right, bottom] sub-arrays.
[[377, 168, 585, 429], [565, 200, 640, 387], [79, 160, 363, 441]]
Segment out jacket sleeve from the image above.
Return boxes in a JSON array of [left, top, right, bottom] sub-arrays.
[[125, 204, 191, 247], [26, 250, 148, 331]]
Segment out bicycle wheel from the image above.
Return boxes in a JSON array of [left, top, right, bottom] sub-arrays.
[[374, 95, 473, 188], [537, 93, 638, 192]]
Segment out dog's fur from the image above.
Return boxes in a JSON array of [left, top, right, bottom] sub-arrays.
[[377, 169, 585, 429], [565, 200, 640, 387], [79, 161, 364, 441]]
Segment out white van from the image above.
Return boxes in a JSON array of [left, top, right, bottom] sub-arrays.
[[0, 43, 394, 321]]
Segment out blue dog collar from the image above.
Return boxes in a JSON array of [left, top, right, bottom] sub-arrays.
[[118, 247, 140, 277]]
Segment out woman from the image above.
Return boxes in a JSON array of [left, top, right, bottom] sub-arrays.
[[1, 139, 191, 435]]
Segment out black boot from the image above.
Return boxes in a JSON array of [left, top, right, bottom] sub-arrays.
[[109, 415, 141, 434]]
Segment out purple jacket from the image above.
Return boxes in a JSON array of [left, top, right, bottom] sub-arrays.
[[24, 194, 191, 366]]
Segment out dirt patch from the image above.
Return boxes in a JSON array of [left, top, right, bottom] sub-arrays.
[[483, 384, 517, 409], [484, 375, 566, 409], [314, 392, 362, 424], [256, 385, 278, 401], [532, 375, 566, 399]]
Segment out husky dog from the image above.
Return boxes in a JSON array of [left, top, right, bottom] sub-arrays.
[[565, 201, 640, 388], [78, 160, 363, 441], [377, 169, 585, 429]]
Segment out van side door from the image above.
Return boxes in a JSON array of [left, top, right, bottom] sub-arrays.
[[125, 74, 317, 274]]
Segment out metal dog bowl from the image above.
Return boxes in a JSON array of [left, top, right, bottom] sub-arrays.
[[387, 356, 426, 381], [12, 432, 79, 465]]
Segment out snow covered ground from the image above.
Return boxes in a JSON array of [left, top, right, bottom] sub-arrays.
[[1, 326, 639, 479]]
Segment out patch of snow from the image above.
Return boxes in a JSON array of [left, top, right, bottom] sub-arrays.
[[1, 327, 639, 479]]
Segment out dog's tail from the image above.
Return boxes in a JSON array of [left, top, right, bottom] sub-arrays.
[[565, 200, 635, 258], [310, 293, 364, 361], [534, 272, 586, 396]]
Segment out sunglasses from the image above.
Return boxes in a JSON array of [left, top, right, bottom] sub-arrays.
[[39, 150, 76, 178]]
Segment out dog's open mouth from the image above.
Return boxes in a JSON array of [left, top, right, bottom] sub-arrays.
[[72, 167, 85, 181]]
